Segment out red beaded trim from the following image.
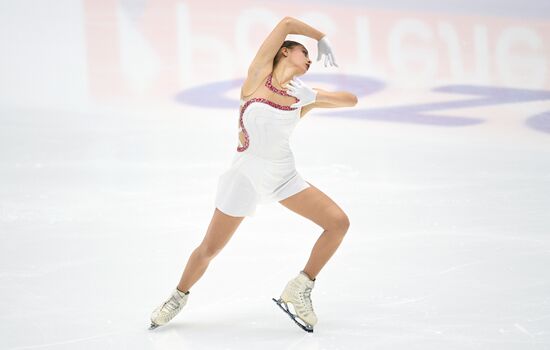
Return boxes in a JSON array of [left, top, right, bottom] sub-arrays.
[[265, 73, 292, 96], [237, 98, 297, 152]]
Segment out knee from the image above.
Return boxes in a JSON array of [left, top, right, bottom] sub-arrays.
[[329, 212, 350, 236]]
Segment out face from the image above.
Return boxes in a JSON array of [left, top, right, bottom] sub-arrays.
[[285, 45, 311, 75]]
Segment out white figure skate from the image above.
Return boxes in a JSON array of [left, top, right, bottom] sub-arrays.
[[149, 288, 190, 330], [272, 271, 317, 333]]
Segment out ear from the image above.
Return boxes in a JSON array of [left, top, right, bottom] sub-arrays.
[[281, 47, 289, 57]]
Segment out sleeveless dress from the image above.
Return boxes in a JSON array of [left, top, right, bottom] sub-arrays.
[[214, 73, 311, 217]]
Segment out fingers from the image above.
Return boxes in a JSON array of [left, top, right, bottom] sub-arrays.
[[317, 36, 338, 67], [294, 77, 304, 85], [288, 79, 300, 88], [316, 53, 339, 68], [289, 78, 304, 90], [328, 53, 338, 67]]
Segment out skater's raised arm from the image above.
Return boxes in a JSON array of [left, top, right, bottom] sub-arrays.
[[248, 17, 324, 75], [242, 17, 325, 97]]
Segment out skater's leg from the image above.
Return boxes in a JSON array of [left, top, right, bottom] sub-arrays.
[[177, 207, 245, 292], [278, 182, 350, 280]]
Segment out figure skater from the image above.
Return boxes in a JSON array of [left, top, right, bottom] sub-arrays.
[[150, 16, 357, 333]]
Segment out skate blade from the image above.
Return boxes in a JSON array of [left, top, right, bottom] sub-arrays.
[[272, 298, 314, 333]]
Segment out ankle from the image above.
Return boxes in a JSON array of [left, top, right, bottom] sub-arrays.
[[300, 270, 316, 281], [176, 287, 190, 295]]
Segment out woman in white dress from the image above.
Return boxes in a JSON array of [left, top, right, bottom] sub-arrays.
[[150, 16, 358, 333]]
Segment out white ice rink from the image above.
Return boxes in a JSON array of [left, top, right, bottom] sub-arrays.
[[1, 0, 550, 349]]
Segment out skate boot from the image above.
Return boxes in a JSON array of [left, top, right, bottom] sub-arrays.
[[272, 271, 317, 333], [149, 288, 190, 329]]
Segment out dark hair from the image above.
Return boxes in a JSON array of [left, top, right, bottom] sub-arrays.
[[273, 40, 304, 67]]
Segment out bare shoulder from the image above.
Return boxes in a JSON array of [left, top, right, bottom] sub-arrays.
[[241, 17, 292, 98]]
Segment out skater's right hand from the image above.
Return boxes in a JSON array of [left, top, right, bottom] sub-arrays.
[[317, 36, 338, 68], [287, 77, 317, 108]]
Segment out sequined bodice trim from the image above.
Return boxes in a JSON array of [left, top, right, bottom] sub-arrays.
[[266, 73, 293, 97]]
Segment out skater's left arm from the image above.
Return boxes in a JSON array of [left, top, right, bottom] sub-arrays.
[[311, 88, 357, 108], [299, 89, 357, 116], [285, 77, 357, 116]]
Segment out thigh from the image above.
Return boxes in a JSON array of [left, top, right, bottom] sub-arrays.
[[278, 182, 349, 231], [199, 208, 245, 256]]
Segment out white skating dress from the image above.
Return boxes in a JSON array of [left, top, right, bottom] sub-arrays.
[[215, 73, 311, 217]]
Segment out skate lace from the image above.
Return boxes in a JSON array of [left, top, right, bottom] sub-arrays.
[[162, 295, 181, 314], [301, 287, 314, 313]]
